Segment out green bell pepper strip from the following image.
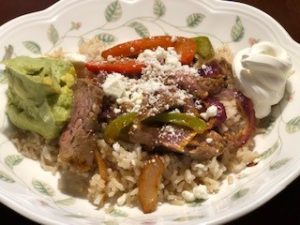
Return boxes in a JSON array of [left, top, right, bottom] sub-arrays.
[[148, 112, 207, 133], [104, 112, 207, 144], [104, 112, 137, 144], [193, 36, 214, 59]]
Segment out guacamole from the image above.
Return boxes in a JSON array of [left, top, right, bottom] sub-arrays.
[[5, 56, 76, 139]]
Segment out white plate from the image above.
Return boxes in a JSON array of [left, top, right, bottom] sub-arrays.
[[0, 0, 300, 224]]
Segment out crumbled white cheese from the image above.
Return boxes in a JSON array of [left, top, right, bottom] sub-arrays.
[[102, 73, 127, 98], [182, 190, 195, 202], [170, 108, 180, 113], [171, 36, 177, 42], [195, 99, 203, 110], [113, 108, 121, 114], [138, 80, 164, 93], [200, 105, 218, 120], [101, 47, 197, 114], [112, 142, 121, 151], [179, 65, 198, 75], [207, 105, 218, 116], [165, 48, 181, 67], [107, 55, 116, 62], [193, 185, 209, 200], [206, 138, 213, 144], [137, 47, 182, 80], [159, 125, 176, 138], [201, 64, 207, 69]]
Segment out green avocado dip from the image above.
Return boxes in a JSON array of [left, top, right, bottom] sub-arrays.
[[4, 56, 76, 140]]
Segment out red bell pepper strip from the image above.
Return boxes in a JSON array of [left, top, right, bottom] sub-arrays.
[[101, 35, 197, 65]]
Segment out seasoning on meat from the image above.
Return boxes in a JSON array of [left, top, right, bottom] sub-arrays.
[[58, 78, 104, 174]]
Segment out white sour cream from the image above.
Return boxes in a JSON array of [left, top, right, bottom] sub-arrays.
[[233, 41, 292, 118]]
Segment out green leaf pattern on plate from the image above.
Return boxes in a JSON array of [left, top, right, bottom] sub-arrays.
[[105, 0, 122, 22], [23, 41, 41, 54], [188, 199, 206, 207], [153, 0, 166, 18], [2, 45, 14, 61], [5, 155, 23, 169], [286, 116, 300, 133], [32, 179, 55, 197], [0, 170, 15, 183], [70, 21, 81, 31], [97, 33, 117, 44], [103, 221, 119, 225], [48, 24, 59, 45], [270, 158, 290, 170], [128, 22, 150, 38], [55, 197, 76, 206], [260, 141, 280, 160], [107, 208, 128, 217], [0, 69, 7, 84], [174, 215, 204, 222], [186, 13, 205, 28], [231, 188, 249, 200], [231, 16, 244, 42], [64, 214, 87, 219], [78, 37, 85, 47]]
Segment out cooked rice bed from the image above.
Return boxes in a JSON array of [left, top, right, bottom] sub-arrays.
[[88, 138, 257, 207]]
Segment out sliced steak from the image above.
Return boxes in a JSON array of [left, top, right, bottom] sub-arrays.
[[127, 124, 195, 152], [157, 125, 197, 153], [127, 123, 224, 161], [184, 130, 226, 160], [99, 96, 119, 122], [198, 59, 234, 87], [58, 78, 104, 174], [128, 124, 160, 148], [165, 58, 233, 100], [137, 87, 186, 120], [165, 73, 226, 99]]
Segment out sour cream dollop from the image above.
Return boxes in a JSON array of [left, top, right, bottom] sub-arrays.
[[233, 41, 292, 118]]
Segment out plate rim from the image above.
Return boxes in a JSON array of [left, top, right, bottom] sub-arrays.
[[0, 0, 300, 225]]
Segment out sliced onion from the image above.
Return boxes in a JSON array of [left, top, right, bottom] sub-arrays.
[[138, 156, 164, 213], [234, 90, 256, 146]]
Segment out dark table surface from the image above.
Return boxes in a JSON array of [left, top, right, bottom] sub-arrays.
[[1, 1, 300, 225]]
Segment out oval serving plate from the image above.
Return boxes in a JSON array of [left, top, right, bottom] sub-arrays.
[[0, 0, 300, 224]]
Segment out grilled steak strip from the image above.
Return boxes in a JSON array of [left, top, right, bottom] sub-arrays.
[[58, 78, 104, 174], [127, 123, 226, 161]]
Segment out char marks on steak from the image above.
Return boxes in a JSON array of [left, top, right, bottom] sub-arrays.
[[127, 123, 226, 160], [165, 59, 233, 100], [184, 130, 226, 160], [58, 78, 104, 174], [166, 73, 225, 99], [128, 124, 160, 149], [137, 87, 185, 120]]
